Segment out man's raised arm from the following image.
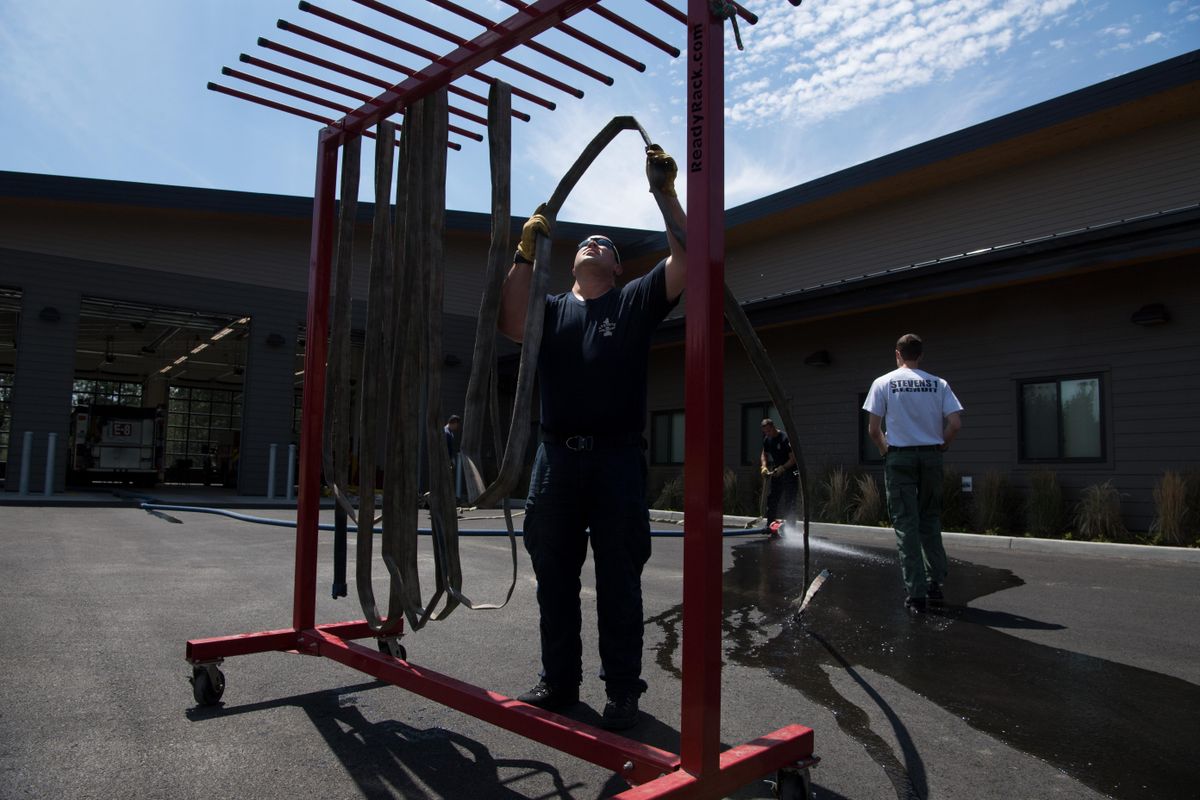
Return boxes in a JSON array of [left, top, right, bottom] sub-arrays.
[[645, 145, 686, 302], [498, 206, 550, 343]]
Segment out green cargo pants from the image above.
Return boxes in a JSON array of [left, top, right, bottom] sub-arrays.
[[884, 448, 948, 600]]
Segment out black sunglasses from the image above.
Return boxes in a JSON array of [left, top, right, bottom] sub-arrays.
[[576, 236, 620, 262]]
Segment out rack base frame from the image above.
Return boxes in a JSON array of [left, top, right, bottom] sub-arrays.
[[186, 2, 818, 797], [187, 621, 815, 798]]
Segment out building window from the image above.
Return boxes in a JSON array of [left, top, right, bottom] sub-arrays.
[[1019, 375, 1104, 462], [72, 379, 143, 407], [651, 410, 685, 465], [859, 393, 885, 465], [741, 401, 780, 465], [166, 386, 243, 474], [0, 372, 12, 468]]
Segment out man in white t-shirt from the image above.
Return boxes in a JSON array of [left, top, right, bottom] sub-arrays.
[[863, 334, 963, 613]]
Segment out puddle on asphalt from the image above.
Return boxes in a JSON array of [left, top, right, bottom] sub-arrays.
[[647, 534, 1198, 800]]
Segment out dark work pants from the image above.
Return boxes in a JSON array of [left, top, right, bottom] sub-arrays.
[[523, 442, 651, 698], [766, 471, 798, 521], [884, 449, 948, 599]]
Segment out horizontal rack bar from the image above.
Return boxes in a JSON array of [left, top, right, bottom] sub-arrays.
[[206, 82, 464, 150], [240, 52, 489, 128], [221, 66, 484, 141], [351, 0, 591, 96], [259, 34, 531, 122], [424, 0, 615, 85], [297, 1, 560, 109], [495, 0, 646, 72]]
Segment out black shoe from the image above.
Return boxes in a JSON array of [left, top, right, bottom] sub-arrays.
[[904, 596, 927, 613], [600, 693, 640, 731], [927, 582, 945, 604], [517, 679, 579, 711]]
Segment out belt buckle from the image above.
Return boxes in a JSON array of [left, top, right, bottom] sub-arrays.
[[565, 435, 593, 451]]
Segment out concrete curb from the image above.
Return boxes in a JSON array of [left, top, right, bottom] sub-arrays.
[[7, 495, 1196, 563], [649, 510, 1200, 564]]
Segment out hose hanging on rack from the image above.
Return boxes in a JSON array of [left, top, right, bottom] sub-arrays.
[[323, 85, 521, 635], [465, 115, 814, 589], [324, 103, 815, 632], [467, 115, 654, 508]]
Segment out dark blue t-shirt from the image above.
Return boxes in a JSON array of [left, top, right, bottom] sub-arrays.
[[762, 431, 793, 468], [538, 259, 678, 436]]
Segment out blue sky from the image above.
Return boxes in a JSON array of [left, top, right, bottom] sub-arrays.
[[1, 1, 1196, 229]]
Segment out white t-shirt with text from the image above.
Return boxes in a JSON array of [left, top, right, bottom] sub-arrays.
[[862, 366, 963, 448]]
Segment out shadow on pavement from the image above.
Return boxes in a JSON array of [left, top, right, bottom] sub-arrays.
[[187, 680, 838, 799], [187, 681, 580, 799]]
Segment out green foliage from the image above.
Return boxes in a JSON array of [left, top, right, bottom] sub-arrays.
[[941, 466, 971, 533], [1072, 481, 1128, 542], [851, 472, 886, 526], [973, 470, 1017, 534], [1150, 470, 1199, 546], [651, 467, 751, 516], [652, 473, 683, 511], [1026, 469, 1066, 538], [722, 466, 748, 516], [818, 466, 855, 523]]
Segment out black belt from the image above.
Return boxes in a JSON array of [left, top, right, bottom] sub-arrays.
[[541, 430, 645, 451], [887, 445, 942, 452]]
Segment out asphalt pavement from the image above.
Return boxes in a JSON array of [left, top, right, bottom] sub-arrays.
[[1, 504, 1196, 799]]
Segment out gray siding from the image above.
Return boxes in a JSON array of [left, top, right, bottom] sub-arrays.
[[726, 119, 1200, 302], [0, 248, 309, 493], [6, 283, 81, 492], [646, 258, 1199, 531]]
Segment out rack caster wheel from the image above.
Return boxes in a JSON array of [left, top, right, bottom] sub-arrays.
[[190, 664, 225, 706], [774, 766, 812, 800], [377, 639, 407, 660]]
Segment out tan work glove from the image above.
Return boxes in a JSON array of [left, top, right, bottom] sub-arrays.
[[760, 466, 770, 477], [772, 467, 786, 478], [645, 144, 678, 198], [516, 203, 551, 263]]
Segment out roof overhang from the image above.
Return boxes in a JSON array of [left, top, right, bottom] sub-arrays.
[[655, 204, 1200, 341]]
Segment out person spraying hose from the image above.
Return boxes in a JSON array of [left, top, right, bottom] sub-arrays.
[[498, 144, 683, 731], [760, 417, 798, 536]]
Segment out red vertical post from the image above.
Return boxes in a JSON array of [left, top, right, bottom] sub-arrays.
[[294, 130, 340, 631], [681, 0, 724, 778]]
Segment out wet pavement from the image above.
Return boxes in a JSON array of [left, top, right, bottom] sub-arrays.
[[3, 505, 1197, 799], [646, 533, 1200, 800]]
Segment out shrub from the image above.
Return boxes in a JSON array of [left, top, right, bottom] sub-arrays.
[[851, 473, 886, 526], [1188, 472, 1200, 546], [650, 467, 750, 516], [1150, 471, 1193, 546], [722, 466, 748, 516], [818, 466, 855, 523], [652, 473, 683, 511], [1072, 481, 1128, 542], [941, 466, 971, 533], [1026, 469, 1066, 538], [974, 470, 1017, 534]]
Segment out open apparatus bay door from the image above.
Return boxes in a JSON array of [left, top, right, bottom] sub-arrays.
[[188, 2, 818, 797]]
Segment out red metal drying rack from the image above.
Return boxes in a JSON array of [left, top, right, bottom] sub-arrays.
[[187, 2, 816, 796]]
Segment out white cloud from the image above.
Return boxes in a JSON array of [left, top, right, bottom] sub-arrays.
[[1143, 31, 1165, 43], [517, 96, 681, 228], [724, 0, 1080, 128]]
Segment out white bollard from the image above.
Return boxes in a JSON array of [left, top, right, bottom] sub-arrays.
[[286, 444, 296, 501], [18, 431, 32, 496], [43, 432, 57, 496], [267, 443, 278, 499]]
